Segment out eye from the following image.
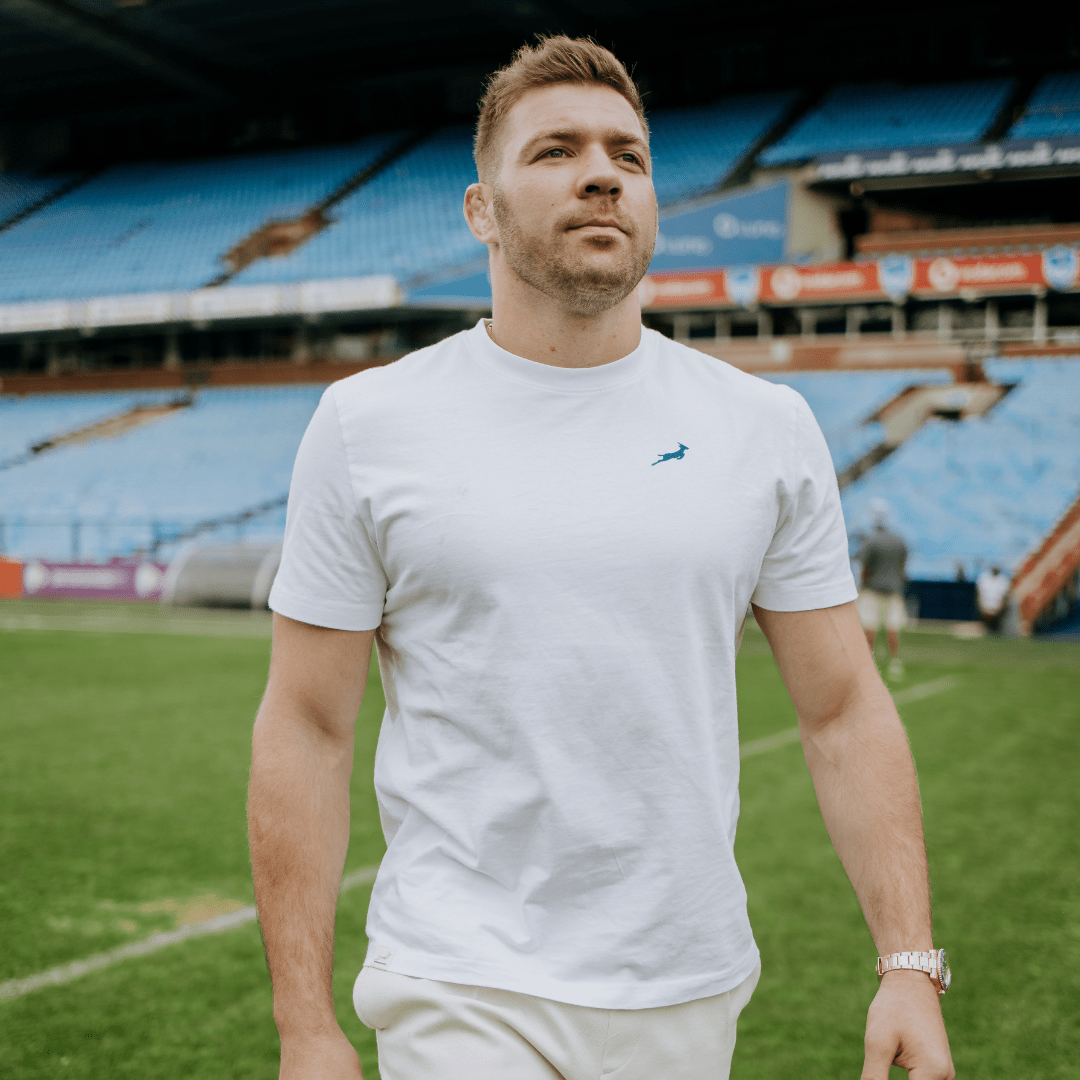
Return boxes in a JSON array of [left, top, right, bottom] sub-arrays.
[[541, 147, 567, 159], [619, 152, 643, 166]]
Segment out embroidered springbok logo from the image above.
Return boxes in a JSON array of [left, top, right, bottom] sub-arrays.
[[652, 443, 689, 465]]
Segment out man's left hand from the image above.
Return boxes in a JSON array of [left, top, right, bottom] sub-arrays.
[[861, 970, 955, 1079]]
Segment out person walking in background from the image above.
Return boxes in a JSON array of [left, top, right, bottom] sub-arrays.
[[858, 499, 908, 679], [976, 565, 1010, 633]]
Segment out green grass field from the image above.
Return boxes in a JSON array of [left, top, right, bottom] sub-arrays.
[[1, 601, 1078, 1078]]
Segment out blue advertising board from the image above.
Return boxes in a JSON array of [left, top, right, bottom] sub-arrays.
[[649, 181, 789, 272]]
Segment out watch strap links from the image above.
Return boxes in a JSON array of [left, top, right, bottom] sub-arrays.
[[875, 950, 937, 977]]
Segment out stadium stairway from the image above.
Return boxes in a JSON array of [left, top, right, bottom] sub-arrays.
[[1010, 489, 1080, 634], [839, 358, 1080, 581], [1008, 71, 1080, 140]]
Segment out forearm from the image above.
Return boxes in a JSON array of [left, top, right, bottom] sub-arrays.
[[248, 696, 355, 1037], [800, 684, 931, 953]]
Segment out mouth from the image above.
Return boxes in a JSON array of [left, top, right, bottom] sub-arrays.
[[567, 220, 627, 234]]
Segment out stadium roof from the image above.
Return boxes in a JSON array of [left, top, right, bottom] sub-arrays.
[[1, 0, 1078, 169]]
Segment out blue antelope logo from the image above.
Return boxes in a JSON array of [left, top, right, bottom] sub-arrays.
[[652, 443, 688, 465]]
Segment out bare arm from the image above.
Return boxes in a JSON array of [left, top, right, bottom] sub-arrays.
[[752, 601, 954, 1080], [248, 613, 376, 1079]]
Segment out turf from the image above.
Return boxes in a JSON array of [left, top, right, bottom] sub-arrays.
[[1, 611, 1078, 1078]]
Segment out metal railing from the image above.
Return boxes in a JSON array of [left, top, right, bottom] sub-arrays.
[[0, 495, 287, 562]]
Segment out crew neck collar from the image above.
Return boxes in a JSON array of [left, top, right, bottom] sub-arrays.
[[469, 319, 652, 392]]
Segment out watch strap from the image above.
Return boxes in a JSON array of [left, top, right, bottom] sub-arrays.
[[875, 950, 937, 977], [876, 949, 947, 994]]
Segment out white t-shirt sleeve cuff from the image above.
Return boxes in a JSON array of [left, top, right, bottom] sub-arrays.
[[750, 576, 859, 612], [268, 583, 384, 632]]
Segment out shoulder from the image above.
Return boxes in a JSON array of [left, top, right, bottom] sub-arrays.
[[329, 330, 468, 406], [322, 331, 475, 438], [646, 329, 804, 421]]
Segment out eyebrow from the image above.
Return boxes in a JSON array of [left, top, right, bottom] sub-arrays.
[[519, 127, 650, 160]]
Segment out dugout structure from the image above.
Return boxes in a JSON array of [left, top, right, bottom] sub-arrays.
[[161, 541, 281, 610]]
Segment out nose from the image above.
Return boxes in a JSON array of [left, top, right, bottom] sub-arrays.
[[576, 144, 621, 199]]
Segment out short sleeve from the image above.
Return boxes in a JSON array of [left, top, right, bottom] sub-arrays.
[[751, 390, 858, 612], [268, 386, 388, 630]]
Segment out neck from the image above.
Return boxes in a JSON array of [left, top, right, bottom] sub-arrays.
[[486, 253, 643, 369]]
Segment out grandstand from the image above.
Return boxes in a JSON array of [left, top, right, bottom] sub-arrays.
[[0, 0, 1078, 633]]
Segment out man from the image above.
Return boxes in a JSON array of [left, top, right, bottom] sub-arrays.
[[857, 499, 909, 679], [248, 37, 954, 1080], [976, 565, 1010, 633]]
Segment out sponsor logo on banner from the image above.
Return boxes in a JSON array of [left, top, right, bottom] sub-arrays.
[[767, 264, 870, 300], [725, 266, 760, 307], [877, 255, 915, 301], [1042, 246, 1079, 292], [22, 561, 166, 600], [928, 258, 962, 292], [713, 213, 784, 241], [926, 255, 1035, 292], [770, 266, 803, 300]]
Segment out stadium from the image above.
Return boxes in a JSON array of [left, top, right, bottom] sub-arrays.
[[1, 2, 1077, 1077]]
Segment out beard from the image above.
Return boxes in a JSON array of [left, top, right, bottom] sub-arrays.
[[492, 186, 656, 317]]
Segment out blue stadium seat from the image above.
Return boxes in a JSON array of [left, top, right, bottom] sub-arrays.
[[1008, 72, 1080, 139], [649, 93, 796, 206], [0, 385, 325, 561], [840, 359, 1080, 580], [0, 172, 76, 225], [759, 79, 1014, 165], [0, 135, 399, 303]]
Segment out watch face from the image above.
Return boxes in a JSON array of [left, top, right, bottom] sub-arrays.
[[937, 949, 951, 992]]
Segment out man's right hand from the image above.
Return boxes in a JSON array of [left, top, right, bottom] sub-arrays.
[[279, 1028, 365, 1080], [249, 616, 377, 1080]]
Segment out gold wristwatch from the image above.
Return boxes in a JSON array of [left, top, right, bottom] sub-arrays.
[[876, 949, 951, 995]]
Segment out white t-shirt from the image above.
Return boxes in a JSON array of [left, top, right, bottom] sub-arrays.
[[269, 320, 857, 1010], [976, 571, 1010, 614]]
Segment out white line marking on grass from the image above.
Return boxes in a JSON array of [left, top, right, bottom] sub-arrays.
[[741, 727, 802, 757], [740, 675, 961, 760], [0, 864, 380, 1003], [0, 613, 272, 639], [892, 674, 961, 705]]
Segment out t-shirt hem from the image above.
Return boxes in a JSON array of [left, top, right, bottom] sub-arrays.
[[268, 584, 383, 632], [361, 942, 762, 1010], [751, 578, 858, 613]]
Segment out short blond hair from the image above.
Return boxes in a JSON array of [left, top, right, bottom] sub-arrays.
[[474, 35, 648, 182]]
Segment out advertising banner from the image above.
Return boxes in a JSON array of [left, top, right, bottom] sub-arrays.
[[814, 137, 1080, 182], [21, 561, 168, 601], [641, 246, 1080, 310], [649, 182, 788, 272]]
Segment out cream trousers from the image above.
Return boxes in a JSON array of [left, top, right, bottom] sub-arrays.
[[354, 961, 760, 1080]]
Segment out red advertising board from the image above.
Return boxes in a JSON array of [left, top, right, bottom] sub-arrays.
[[640, 247, 1079, 310], [0, 558, 21, 597]]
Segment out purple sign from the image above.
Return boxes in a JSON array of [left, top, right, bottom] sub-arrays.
[[21, 560, 168, 601]]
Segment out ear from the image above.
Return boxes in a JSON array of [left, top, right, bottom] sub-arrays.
[[464, 182, 498, 246]]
